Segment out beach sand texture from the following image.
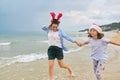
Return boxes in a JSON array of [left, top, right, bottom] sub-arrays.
[[0, 32, 120, 80]]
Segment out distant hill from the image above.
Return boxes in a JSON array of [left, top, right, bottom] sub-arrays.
[[100, 22, 120, 31], [79, 22, 120, 32]]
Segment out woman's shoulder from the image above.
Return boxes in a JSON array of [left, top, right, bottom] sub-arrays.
[[58, 28, 65, 34], [58, 28, 63, 31]]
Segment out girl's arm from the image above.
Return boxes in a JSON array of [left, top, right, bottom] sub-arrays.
[[109, 41, 120, 46], [81, 41, 89, 46]]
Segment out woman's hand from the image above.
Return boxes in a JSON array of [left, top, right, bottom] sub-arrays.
[[45, 25, 51, 28]]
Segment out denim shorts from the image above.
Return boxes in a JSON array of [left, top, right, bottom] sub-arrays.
[[47, 46, 64, 60]]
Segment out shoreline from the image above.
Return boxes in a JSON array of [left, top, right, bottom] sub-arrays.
[[0, 31, 120, 80]]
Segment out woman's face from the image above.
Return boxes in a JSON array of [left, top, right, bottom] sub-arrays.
[[89, 28, 98, 37], [51, 24, 58, 32]]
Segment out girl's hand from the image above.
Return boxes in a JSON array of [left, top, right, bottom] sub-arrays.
[[80, 41, 89, 46], [75, 41, 82, 47], [79, 43, 83, 47]]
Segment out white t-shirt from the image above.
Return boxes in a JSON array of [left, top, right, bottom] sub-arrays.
[[88, 38, 110, 60], [48, 31, 61, 48]]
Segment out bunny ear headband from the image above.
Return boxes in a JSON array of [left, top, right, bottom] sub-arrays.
[[50, 12, 63, 21]]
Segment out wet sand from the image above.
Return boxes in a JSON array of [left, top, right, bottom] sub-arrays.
[[0, 32, 120, 80]]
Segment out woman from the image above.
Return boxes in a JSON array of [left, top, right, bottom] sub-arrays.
[[42, 12, 80, 80]]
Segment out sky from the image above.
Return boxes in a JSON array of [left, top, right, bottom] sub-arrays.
[[0, 0, 120, 33]]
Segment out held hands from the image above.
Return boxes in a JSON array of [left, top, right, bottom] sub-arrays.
[[75, 41, 82, 47]]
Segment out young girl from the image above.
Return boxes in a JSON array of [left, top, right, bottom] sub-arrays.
[[80, 24, 120, 80], [42, 12, 80, 80]]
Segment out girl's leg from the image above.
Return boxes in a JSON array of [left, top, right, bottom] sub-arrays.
[[95, 60, 105, 80], [92, 59, 98, 75], [102, 62, 106, 70], [58, 60, 73, 75], [49, 60, 54, 80]]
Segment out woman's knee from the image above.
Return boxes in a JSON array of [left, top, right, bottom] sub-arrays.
[[49, 64, 54, 69], [59, 63, 64, 68], [49, 61, 54, 68]]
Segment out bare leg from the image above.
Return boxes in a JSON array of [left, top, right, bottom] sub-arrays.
[[48, 60, 54, 80], [58, 60, 73, 75]]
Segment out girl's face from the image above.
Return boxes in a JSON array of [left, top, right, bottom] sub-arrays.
[[89, 28, 98, 37], [51, 24, 58, 32]]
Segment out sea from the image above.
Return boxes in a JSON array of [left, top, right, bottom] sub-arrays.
[[0, 31, 87, 68]]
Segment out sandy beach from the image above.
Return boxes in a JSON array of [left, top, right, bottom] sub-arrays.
[[0, 32, 120, 80]]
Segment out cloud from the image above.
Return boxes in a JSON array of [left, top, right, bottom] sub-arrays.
[[62, 0, 120, 30], [63, 11, 89, 25], [0, 0, 120, 33]]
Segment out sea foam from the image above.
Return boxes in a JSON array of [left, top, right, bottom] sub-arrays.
[[0, 42, 11, 46]]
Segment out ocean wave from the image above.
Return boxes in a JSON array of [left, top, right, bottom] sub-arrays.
[[14, 53, 47, 62], [0, 53, 47, 68], [0, 42, 11, 46], [64, 47, 84, 54], [40, 40, 48, 43], [0, 46, 85, 68]]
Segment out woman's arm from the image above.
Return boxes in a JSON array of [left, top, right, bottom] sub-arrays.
[[59, 29, 83, 46], [109, 40, 120, 46], [60, 29, 76, 43], [42, 25, 51, 33]]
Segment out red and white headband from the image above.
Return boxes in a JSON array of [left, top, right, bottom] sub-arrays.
[[50, 12, 63, 21]]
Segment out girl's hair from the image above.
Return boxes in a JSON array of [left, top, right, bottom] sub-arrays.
[[50, 19, 60, 26], [88, 33, 104, 39]]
